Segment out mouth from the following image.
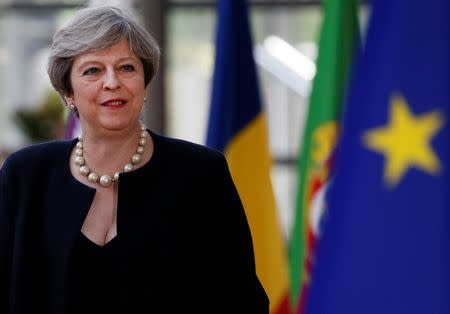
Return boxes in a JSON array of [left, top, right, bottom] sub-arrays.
[[100, 99, 127, 108]]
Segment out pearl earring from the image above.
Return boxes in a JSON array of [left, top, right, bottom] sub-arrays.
[[69, 104, 76, 111]]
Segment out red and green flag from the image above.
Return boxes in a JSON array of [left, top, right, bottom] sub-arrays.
[[289, 0, 360, 312]]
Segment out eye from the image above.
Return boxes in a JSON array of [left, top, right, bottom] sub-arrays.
[[83, 67, 100, 75], [121, 64, 135, 72]]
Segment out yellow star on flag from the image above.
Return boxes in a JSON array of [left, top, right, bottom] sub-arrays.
[[363, 94, 444, 187]]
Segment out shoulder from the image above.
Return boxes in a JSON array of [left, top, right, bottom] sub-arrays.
[[1, 139, 74, 176], [151, 131, 228, 171]]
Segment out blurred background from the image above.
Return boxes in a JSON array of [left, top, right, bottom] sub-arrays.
[[0, 0, 369, 241]]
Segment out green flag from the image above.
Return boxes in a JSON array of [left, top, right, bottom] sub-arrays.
[[288, 0, 360, 312]]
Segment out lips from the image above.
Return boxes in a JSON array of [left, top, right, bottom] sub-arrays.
[[100, 98, 127, 107]]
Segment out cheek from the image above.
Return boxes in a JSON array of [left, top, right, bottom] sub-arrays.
[[129, 79, 146, 97], [72, 81, 98, 101]]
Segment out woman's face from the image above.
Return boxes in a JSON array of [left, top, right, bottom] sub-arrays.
[[66, 39, 146, 135]]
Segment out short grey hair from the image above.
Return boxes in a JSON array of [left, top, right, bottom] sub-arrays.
[[47, 6, 160, 100]]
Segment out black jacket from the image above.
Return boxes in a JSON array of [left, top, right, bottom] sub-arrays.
[[0, 131, 269, 314]]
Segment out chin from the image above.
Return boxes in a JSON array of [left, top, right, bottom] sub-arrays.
[[99, 120, 137, 132]]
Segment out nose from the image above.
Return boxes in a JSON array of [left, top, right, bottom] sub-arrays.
[[103, 69, 120, 90]]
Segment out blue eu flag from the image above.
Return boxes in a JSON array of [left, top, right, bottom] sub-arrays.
[[305, 0, 450, 313]]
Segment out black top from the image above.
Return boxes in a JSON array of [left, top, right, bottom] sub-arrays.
[[69, 232, 120, 314], [0, 130, 269, 314]]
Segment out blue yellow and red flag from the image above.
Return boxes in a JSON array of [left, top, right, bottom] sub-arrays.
[[206, 0, 290, 313]]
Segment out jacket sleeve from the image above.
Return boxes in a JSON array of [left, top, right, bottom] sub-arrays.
[[0, 160, 16, 313], [214, 155, 269, 313]]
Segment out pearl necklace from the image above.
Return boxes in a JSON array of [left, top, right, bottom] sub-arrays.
[[73, 125, 148, 187]]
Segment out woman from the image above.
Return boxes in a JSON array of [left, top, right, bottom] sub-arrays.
[[0, 6, 268, 314]]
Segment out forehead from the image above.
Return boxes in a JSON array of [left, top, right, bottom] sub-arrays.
[[73, 39, 138, 65]]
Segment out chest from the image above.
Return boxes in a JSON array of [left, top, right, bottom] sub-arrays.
[[80, 188, 118, 246]]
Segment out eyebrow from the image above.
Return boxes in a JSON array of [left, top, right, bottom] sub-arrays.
[[74, 57, 140, 70]]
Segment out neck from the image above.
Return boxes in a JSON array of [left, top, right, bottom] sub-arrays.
[[80, 123, 143, 176]]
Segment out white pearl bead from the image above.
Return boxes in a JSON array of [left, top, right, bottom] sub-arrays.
[[136, 146, 144, 154], [74, 156, 85, 166], [99, 175, 112, 187], [73, 128, 146, 188], [131, 153, 142, 164], [79, 166, 90, 176], [88, 172, 99, 182], [124, 163, 133, 172]]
